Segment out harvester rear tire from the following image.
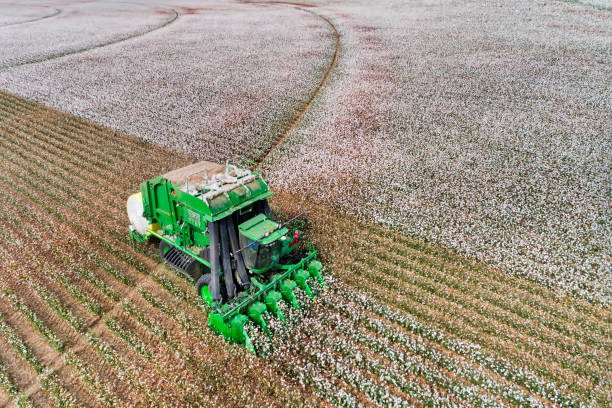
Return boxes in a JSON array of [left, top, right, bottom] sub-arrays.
[[149, 236, 160, 247]]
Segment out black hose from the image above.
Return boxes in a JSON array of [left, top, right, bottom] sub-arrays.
[[228, 215, 250, 289], [262, 199, 271, 217], [219, 218, 236, 299], [253, 200, 263, 215], [202, 221, 221, 305]]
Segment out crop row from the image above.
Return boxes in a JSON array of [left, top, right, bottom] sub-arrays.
[[347, 256, 602, 387], [0, 182, 223, 406], [0, 122, 215, 404], [2, 87, 608, 407], [343, 260, 600, 402], [0, 362, 33, 408], [298, 201, 610, 405], [258, 282, 529, 407], [0, 93, 315, 406], [336, 288, 586, 407], [0, 168, 215, 404], [0, 206, 143, 405], [350, 232, 608, 348], [0, 300, 79, 407]]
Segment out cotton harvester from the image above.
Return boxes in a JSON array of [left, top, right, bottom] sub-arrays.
[[127, 161, 324, 353]]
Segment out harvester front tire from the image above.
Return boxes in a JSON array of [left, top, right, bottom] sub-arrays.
[[196, 273, 230, 305], [197, 273, 212, 306]]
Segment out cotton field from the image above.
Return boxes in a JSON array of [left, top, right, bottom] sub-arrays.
[[263, 0, 612, 304], [0, 0, 610, 406], [0, 3, 59, 27], [1, 0, 608, 305]]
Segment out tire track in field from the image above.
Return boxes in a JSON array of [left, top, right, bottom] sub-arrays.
[[0, 8, 61, 28], [249, 1, 340, 167], [1, 5, 179, 71]]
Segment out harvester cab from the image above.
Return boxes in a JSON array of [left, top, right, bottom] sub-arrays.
[[127, 161, 324, 353], [238, 213, 290, 271]]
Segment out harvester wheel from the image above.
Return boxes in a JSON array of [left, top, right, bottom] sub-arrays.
[[197, 273, 213, 306], [196, 272, 229, 306]]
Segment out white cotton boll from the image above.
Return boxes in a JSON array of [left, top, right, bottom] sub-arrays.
[[262, 0, 611, 305]]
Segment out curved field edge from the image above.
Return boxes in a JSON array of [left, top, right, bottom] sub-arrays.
[[0, 2, 338, 169], [252, 1, 340, 166], [0, 7, 61, 28]]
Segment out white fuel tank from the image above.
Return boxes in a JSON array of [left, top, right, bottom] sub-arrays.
[[127, 192, 153, 235]]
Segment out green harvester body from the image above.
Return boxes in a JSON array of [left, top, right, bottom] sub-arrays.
[[127, 161, 324, 352]]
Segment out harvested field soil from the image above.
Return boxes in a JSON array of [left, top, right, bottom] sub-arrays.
[[0, 90, 318, 407], [0, 90, 609, 406]]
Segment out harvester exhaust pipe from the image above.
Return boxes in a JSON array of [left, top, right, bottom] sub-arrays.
[[254, 199, 271, 217], [227, 216, 250, 290], [219, 218, 236, 299], [202, 221, 222, 305], [262, 199, 271, 217]]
